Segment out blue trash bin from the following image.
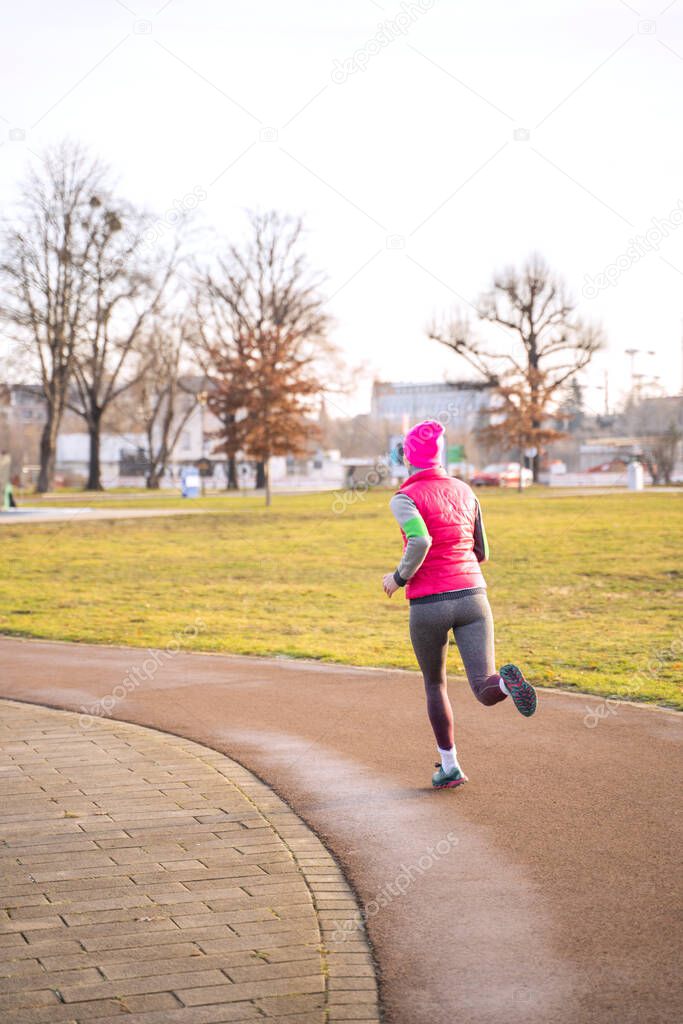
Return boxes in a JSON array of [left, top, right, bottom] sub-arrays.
[[181, 467, 201, 498]]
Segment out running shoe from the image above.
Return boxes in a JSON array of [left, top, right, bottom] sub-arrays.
[[432, 763, 468, 789], [499, 663, 537, 717]]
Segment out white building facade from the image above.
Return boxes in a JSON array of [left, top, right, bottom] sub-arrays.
[[371, 380, 493, 434]]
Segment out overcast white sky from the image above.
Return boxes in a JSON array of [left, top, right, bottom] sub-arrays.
[[1, 0, 682, 418]]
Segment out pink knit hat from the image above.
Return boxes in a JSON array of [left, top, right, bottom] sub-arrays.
[[403, 420, 445, 469]]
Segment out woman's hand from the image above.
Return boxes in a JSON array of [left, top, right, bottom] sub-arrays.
[[383, 573, 399, 598]]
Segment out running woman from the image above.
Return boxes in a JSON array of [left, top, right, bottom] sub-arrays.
[[382, 419, 537, 789]]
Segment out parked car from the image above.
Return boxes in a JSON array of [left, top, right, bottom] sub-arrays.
[[470, 462, 533, 488]]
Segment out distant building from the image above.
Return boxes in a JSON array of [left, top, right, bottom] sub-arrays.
[[371, 380, 493, 434], [1, 383, 88, 482], [637, 394, 683, 429], [0, 385, 49, 482], [5, 384, 48, 427], [56, 433, 148, 487]]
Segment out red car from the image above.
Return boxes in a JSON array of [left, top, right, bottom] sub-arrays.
[[470, 462, 532, 488]]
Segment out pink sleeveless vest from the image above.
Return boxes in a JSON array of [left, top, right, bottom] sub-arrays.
[[398, 467, 485, 599]]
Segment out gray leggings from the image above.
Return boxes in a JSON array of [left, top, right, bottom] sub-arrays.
[[409, 591, 505, 708]]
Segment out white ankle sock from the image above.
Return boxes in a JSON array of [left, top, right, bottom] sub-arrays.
[[499, 677, 511, 696], [438, 746, 461, 773]]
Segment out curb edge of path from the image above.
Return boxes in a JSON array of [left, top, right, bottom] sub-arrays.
[[0, 697, 382, 1023], [1, 634, 681, 716]]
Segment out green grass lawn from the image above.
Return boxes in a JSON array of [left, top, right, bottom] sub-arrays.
[[1, 488, 681, 707]]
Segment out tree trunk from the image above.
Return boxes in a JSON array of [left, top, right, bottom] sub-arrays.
[[530, 411, 541, 483], [37, 412, 59, 493], [255, 461, 266, 489], [146, 422, 168, 489], [85, 413, 103, 491], [226, 456, 238, 490], [264, 459, 271, 507], [642, 455, 659, 485]]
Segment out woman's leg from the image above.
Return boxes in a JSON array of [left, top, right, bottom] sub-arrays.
[[409, 602, 455, 748], [451, 594, 507, 707]]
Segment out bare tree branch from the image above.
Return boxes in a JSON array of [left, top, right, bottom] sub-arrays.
[[428, 253, 604, 479]]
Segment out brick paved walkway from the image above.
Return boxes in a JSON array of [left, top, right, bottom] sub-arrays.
[[0, 700, 379, 1023]]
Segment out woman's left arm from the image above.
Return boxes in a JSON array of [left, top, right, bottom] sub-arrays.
[[383, 493, 432, 596], [473, 499, 490, 562]]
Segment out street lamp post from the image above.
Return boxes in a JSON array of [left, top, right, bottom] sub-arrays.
[[625, 349, 656, 394], [625, 348, 638, 391]]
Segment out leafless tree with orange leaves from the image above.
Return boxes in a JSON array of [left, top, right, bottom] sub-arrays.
[[195, 211, 334, 504]]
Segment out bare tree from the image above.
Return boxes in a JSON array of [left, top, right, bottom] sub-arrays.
[[67, 198, 178, 490], [626, 397, 683, 484], [429, 254, 603, 480], [0, 141, 111, 491], [137, 317, 196, 488], [644, 423, 681, 484], [198, 211, 332, 505]]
